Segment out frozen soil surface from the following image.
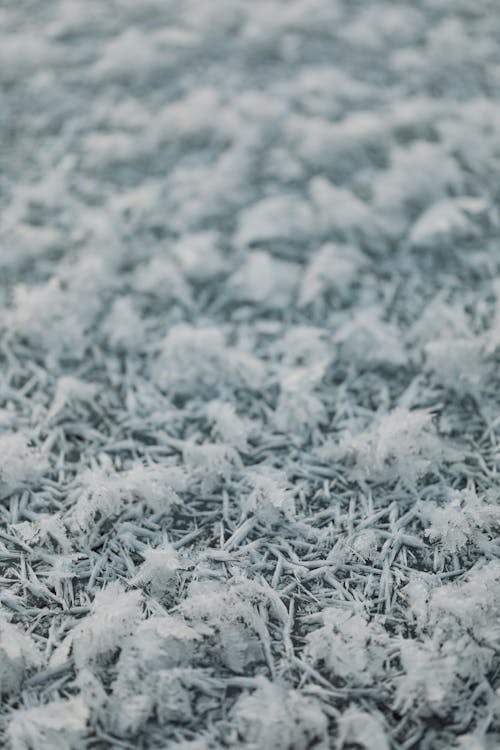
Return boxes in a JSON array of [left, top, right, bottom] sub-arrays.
[[1, 1, 500, 748]]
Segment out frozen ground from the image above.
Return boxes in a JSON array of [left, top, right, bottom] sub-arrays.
[[1, 0, 500, 748]]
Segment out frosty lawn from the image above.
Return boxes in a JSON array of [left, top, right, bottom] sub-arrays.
[[1, 0, 500, 749]]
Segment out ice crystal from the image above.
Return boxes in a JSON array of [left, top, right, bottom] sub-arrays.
[[2, 1, 500, 748]]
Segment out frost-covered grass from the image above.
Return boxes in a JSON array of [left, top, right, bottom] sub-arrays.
[[1, 0, 500, 748]]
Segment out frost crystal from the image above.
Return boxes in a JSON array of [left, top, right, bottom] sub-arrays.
[[8, 698, 89, 750], [70, 583, 142, 669], [0, 615, 40, 695], [334, 310, 407, 367], [0, 434, 43, 499], [424, 487, 500, 554], [154, 324, 264, 396], [299, 242, 366, 306], [3, 1, 500, 748], [132, 542, 183, 598], [338, 708, 389, 750], [305, 607, 385, 685], [232, 679, 327, 750], [326, 408, 451, 485], [243, 468, 296, 523]]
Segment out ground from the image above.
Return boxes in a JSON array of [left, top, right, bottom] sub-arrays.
[[1, 1, 500, 749]]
